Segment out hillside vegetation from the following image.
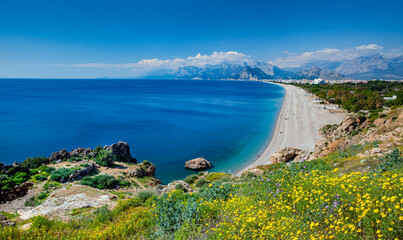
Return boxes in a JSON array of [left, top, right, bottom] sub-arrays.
[[297, 81, 403, 112], [0, 82, 402, 239]]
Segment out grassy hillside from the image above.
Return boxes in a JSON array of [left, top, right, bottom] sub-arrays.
[[1, 143, 402, 239]]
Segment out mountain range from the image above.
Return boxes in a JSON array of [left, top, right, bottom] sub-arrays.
[[146, 54, 403, 81]]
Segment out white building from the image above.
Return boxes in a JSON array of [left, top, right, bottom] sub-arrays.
[[312, 78, 324, 84], [383, 95, 397, 101]]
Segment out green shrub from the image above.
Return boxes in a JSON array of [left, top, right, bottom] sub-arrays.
[[93, 145, 103, 153], [175, 184, 187, 192], [154, 190, 200, 231], [68, 157, 82, 162], [50, 168, 75, 182], [12, 172, 29, 185], [37, 192, 49, 200], [136, 190, 154, 203], [375, 149, 403, 172], [29, 216, 56, 231], [206, 172, 231, 182], [81, 174, 118, 189], [21, 156, 49, 170], [25, 196, 38, 207], [199, 181, 235, 201], [94, 149, 116, 167], [32, 172, 49, 181], [94, 205, 113, 223], [44, 167, 56, 174], [119, 179, 131, 188], [184, 174, 198, 184], [115, 197, 141, 212], [195, 178, 208, 188], [43, 181, 61, 190]]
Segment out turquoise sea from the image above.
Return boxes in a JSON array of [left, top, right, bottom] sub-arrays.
[[0, 79, 284, 183]]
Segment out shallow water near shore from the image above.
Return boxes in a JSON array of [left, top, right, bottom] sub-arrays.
[[0, 79, 284, 183]]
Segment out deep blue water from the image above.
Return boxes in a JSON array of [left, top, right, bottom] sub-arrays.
[[0, 79, 284, 183]]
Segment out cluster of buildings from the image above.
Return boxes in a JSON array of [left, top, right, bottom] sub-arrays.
[[267, 78, 368, 84], [266, 79, 401, 85]]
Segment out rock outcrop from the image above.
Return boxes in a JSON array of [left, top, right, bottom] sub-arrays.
[[0, 214, 15, 227], [185, 158, 211, 170], [165, 180, 193, 193], [0, 182, 34, 204], [127, 161, 156, 177], [104, 141, 136, 163], [70, 148, 93, 158], [49, 149, 70, 161], [271, 147, 310, 163], [18, 185, 116, 221], [68, 163, 97, 181]]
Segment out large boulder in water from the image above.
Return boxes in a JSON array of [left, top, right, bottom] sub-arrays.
[[185, 158, 211, 170], [104, 141, 136, 163]]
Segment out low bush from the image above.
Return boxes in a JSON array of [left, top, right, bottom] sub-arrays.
[[12, 172, 29, 185], [195, 178, 208, 188], [115, 198, 142, 212], [94, 149, 116, 167], [93, 145, 103, 153], [21, 156, 49, 170], [184, 174, 198, 184], [375, 148, 403, 172], [137, 190, 154, 203], [175, 184, 187, 192], [81, 174, 118, 189], [44, 167, 56, 174], [94, 205, 113, 224], [68, 157, 82, 162], [50, 168, 75, 182], [199, 181, 235, 201], [154, 190, 200, 231], [205, 172, 231, 182]]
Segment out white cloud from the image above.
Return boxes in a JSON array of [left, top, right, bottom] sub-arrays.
[[269, 44, 384, 68], [356, 44, 383, 51], [54, 51, 250, 74]]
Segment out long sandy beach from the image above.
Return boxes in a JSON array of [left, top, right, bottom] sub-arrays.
[[240, 83, 346, 173]]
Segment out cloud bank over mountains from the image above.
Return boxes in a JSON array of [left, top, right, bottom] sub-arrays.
[[269, 44, 385, 68], [56, 51, 251, 75], [55, 43, 402, 77]]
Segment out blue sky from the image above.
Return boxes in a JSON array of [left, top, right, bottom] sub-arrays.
[[1, 0, 402, 78]]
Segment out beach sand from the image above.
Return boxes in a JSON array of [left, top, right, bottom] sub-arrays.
[[239, 83, 346, 174]]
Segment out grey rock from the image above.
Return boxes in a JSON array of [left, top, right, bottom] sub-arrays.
[[0, 220, 15, 227], [70, 148, 92, 158], [185, 158, 211, 170], [165, 180, 193, 193], [104, 141, 136, 163], [49, 149, 70, 161], [0, 182, 34, 204], [271, 147, 310, 163], [127, 161, 156, 177]]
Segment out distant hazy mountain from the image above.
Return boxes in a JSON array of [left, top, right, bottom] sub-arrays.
[[294, 54, 403, 80], [146, 61, 298, 80], [146, 61, 334, 80], [299, 66, 350, 80], [146, 54, 403, 81]]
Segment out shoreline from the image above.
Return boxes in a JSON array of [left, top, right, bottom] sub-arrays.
[[237, 83, 346, 175]]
